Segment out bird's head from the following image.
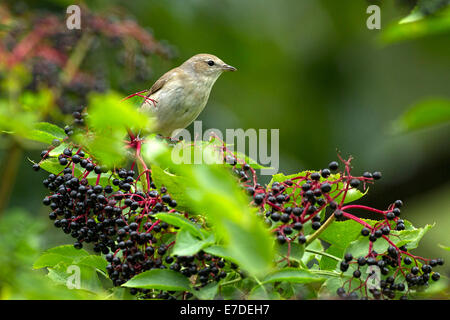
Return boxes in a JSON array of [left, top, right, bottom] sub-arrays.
[[181, 54, 236, 79]]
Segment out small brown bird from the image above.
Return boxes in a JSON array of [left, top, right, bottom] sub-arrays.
[[140, 53, 236, 137]]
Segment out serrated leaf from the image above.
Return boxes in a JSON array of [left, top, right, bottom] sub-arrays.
[[122, 269, 191, 291], [262, 268, 325, 284], [203, 245, 239, 265], [302, 239, 323, 265], [77, 256, 108, 274], [345, 221, 433, 258], [33, 245, 89, 269], [37, 158, 83, 176], [319, 219, 376, 249], [155, 212, 204, 239], [34, 122, 66, 139], [172, 229, 215, 256], [276, 242, 304, 263], [47, 263, 104, 293], [194, 282, 219, 300], [319, 246, 344, 271], [150, 165, 193, 213]]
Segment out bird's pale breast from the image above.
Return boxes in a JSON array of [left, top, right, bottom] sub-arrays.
[[143, 73, 214, 136]]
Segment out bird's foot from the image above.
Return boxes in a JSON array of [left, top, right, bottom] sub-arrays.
[[145, 97, 158, 107], [121, 90, 158, 107]]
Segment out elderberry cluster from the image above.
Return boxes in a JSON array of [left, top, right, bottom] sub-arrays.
[[34, 128, 236, 299], [336, 246, 444, 300], [1, 4, 172, 114], [242, 159, 380, 245]]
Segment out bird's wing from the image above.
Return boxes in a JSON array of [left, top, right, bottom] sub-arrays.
[[143, 68, 179, 99]]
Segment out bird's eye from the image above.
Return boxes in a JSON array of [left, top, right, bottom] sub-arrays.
[[207, 60, 215, 66]]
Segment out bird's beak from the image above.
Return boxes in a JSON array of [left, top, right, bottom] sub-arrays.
[[221, 64, 237, 72]]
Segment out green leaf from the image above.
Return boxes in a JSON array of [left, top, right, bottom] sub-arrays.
[[36, 158, 83, 176], [400, 0, 450, 24], [346, 221, 433, 257], [148, 165, 193, 213], [381, 7, 450, 44], [319, 219, 374, 249], [392, 97, 450, 133], [82, 91, 151, 167], [262, 267, 325, 284], [438, 244, 450, 251], [33, 245, 89, 269], [122, 269, 191, 291], [194, 282, 219, 300], [172, 229, 215, 256], [203, 245, 240, 265], [34, 122, 66, 139], [47, 263, 104, 294], [154, 212, 204, 238], [276, 242, 304, 263], [318, 275, 352, 299], [319, 246, 344, 271], [77, 256, 108, 274], [22, 122, 66, 144], [302, 239, 323, 265]]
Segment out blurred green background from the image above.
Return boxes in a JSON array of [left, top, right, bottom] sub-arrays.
[[0, 0, 449, 298]]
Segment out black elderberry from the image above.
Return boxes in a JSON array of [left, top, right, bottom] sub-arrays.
[[349, 179, 360, 188], [431, 272, 440, 281], [301, 183, 311, 192], [254, 194, 264, 204], [357, 257, 366, 266], [270, 212, 281, 222], [353, 270, 361, 278], [362, 172, 372, 178], [293, 222, 303, 230], [411, 266, 419, 275], [394, 200, 403, 208], [328, 161, 339, 171], [310, 172, 321, 181], [386, 211, 395, 220], [372, 171, 382, 180], [298, 235, 306, 244], [321, 169, 331, 178], [336, 287, 346, 297], [361, 227, 370, 236], [396, 223, 405, 231], [277, 235, 286, 244], [340, 261, 349, 272], [334, 210, 343, 219], [312, 221, 321, 230], [344, 253, 353, 262], [59, 158, 68, 165], [292, 207, 303, 216], [421, 264, 432, 274], [403, 257, 412, 265], [280, 213, 290, 223], [320, 183, 331, 193]]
